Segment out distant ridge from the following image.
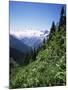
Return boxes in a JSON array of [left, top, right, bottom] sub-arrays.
[[10, 34, 32, 65], [10, 30, 49, 49]]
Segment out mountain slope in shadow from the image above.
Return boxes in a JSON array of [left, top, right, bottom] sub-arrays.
[[10, 34, 32, 65]]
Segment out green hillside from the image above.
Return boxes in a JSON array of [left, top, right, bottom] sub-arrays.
[[10, 6, 66, 89], [10, 26, 66, 88]]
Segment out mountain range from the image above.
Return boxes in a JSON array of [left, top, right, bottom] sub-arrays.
[[10, 30, 49, 65], [10, 30, 49, 49], [10, 35, 32, 65]]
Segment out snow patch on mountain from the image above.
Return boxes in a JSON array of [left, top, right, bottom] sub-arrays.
[[10, 30, 45, 38], [10, 30, 49, 49]]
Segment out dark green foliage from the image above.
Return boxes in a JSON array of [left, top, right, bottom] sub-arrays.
[[43, 38, 45, 44], [10, 6, 66, 89], [32, 47, 37, 60], [59, 6, 66, 29], [24, 53, 30, 64], [10, 26, 66, 88], [43, 38, 46, 49], [49, 21, 56, 39], [50, 21, 56, 33], [61, 7, 64, 15]]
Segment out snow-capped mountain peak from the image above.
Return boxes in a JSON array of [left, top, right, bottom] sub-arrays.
[[10, 29, 49, 49], [10, 30, 45, 38]]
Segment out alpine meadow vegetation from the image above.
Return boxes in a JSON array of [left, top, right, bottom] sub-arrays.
[[10, 6, 66, 88]]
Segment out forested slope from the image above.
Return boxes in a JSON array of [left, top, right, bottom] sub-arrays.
[[10, 6, 66, 88]]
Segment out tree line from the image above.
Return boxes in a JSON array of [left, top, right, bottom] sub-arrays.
[[10, 6, 66, 66], [32, 6, 66, 62]]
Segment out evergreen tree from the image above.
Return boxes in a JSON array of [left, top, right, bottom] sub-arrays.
[[51, 21, 56, 33], [24, 53, 29, 64], [43, 38, 46, 49], [43, 38, 45, 44], [49, 21, 56, 39], [32, 47, 36, 60], [56, 22, 59, 31], [59, 6, 66, 29]]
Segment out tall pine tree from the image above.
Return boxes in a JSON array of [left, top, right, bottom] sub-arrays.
[[32, 47, 37, 60], [42, 38, 46, 49], [49, 21, 56, 39], [59, 6, 66, 29]]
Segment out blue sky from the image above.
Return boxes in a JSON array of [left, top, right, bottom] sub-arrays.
[[9, 1, 66, 31]]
